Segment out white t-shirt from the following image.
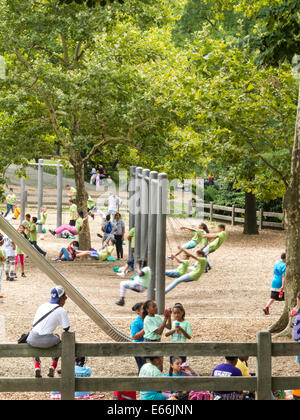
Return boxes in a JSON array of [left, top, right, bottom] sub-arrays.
[[31, 303, 70, 335], [108, 195, 121, 212], [3, 236, 16, 258]]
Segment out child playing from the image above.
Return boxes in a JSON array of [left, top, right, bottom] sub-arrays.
[[165, 249, 207, 294], [55, 241, 79, 262], [263, 253, 286, 316], [165, 303, 192, 363], [139, 357, 167, 401], [170, 223, 209, 258], [115, 252, 135, 278], [4, 188, 17, 218], [0, 235, 6, 298], [3, 234, 17, 281], [15, 225, 27, 278], [50, 210, 85, 237], [22, 213, 32, 237], [29, 217, 47, 256], [202, 224, 228, 257], [74, 357, 92, 399], [37, 207, 48, 228], [76, 240, 115, 261], [115, 259, 151, 307], [165, 254, 190, 279], [142, 300, 172, 342], [130, 302, 146, 373]]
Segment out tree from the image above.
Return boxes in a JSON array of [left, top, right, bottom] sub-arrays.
[[0, 0, 188, 249]]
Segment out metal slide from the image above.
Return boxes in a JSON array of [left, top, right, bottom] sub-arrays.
[[0, 215, 131, 342]]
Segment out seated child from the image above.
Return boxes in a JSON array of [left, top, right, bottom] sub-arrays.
[[76, 240, 115, 261], [55, 241, 79, 262], [165, 254, 190, 278]]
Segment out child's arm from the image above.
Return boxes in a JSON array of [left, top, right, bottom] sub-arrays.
[[180, 226, 196, 232], [132, 329, 145, 341], [202, 233, 218, 239], [172, 255, 184, 264], [165, 329, 176, 337], [177, 326, 192, 340], [154, 312, 172, 336], [180, 248, 199, 261]]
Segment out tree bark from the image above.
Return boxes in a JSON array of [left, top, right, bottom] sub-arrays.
[[243, 191, 259, 235], [72, 159, 91, 251], [269, 83, 300, 335]]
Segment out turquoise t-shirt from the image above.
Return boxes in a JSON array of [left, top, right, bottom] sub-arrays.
[[271, 261, 286, 290]]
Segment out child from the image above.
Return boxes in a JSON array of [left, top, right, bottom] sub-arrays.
[[3, 234, 16, 281], [0, 235, 6, 298], [76, 240, 115, 261], [165, 303, 192, 363], [139, 357, 167, 401], [22, 213, 32, 237], [142, 300, 172, 342], [263, 253, 286, 316], [211, 357, 243, 400], [74, 357, 92, 399], [164, 356, 198, 398], [68, 200, 78, 226], [115, 252, 135, 278], [170, 223, 209, 258], [15, 225, 27, 278], [37, 207, 48, 227], [202, 224, 228, 256], [50, 210, 84, 237], [130, 302, 146, 373], [115, 259, 151, 307], [165, 249, 207, 294], [29, 217, 47, 256], [56, 241, 79, 262], [165, 254, 190, 279], [4, 188, 17, 218]]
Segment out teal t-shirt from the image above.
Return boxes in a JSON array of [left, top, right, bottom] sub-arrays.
[[144, 315, 163, 341], [168, 320, 192, 343]]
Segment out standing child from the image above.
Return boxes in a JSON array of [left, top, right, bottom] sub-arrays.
[[3, 235, 17, 281], [130, 302, 146, 373], [165, 303, 192, 363], [263, 253, 286, 316], [29, 217, 47, 256], [142, 300, 172, 342], [4, 188, 17, 218], [0, 235, 6, 298], [15, 225, 27, 278]]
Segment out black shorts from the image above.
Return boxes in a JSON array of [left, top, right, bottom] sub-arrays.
[[271, 291, 285, 302]]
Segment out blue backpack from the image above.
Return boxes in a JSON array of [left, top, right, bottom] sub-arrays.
[[105, 222, 112, 234]]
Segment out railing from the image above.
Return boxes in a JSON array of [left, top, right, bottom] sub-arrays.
[[202, 202, 284, 230], [0, 331, 300, 400]]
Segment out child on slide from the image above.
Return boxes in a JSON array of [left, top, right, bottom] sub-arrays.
[[76, 239, 116, 261]]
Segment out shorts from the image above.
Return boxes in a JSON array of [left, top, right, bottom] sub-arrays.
[[90, 250, 99, 260], [296, 356, 300, 364], [271, 291, 285, 302], [182, 240, 198, 250]]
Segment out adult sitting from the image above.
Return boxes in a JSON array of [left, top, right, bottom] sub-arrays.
[[27, 286, 70, 378]]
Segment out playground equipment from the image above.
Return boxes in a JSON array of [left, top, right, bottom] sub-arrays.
[[0, 215, 131, 342], [129, 166, 168, 314]]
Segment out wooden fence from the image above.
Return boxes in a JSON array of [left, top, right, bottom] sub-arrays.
[[0, 331, 300, 400], [202, 202, 284, 230]]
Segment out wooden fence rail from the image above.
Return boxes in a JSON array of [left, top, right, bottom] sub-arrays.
[[0, 331, 300, 400]]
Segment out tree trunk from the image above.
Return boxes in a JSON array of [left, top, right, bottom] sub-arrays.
[[243, 191, 259, 235], [269, 83, 300, 335], [73, 159, 91, 251]]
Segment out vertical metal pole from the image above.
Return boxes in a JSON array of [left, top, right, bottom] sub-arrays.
[[37, 159, 44, 233], [156, 173, 168, 314], [129, 166, 136, 258], [148, 171, 158, 301], [57, 161, 63, 238], [141, 169, 150, 261], [20, 176, 26, 223], [134, 167, 143, 262]]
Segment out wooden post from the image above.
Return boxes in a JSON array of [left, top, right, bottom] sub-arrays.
[[259, 208, 263, 231], [232, 204, 236, 226], [256, 330, 272, 400], [210, 202, 214, 222], [61, 332, 76, 401]]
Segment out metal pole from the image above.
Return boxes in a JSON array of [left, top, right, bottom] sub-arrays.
[[37, 159, 44, 233], [134, 167, 143, 263], [141, 169, 150, 261], [20, 176, 26, 223], [57, 161, 63, 238], [129, 166, 136, 258], [156, 173, 168, 314], [148, 171, 158, 301]]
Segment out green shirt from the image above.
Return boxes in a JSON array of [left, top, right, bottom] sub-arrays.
[[6, 194, 16, 205], [177, 260, 189, 276], [75, 217, 83, 234], [190, 257, 207, 281], [98, 246, 114, 261], [38, 212, 47, 226], [209, 231, 228, 252], [69, 204, 78, 221], [144, 314, 163, 341], [168, 320, 192, 343], [69, 187, 77, 200], [0, 249, 4, 260], [128, 227, 135, 249], [192, 229, 204, 245], [136, 266, 151, 288], [139, 362, 163, 378], [22, 220, 31, 237], [87, 196, 95, 209], [29, 223, 37, 242]]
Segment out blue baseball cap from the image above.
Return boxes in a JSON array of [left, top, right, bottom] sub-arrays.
[[50, 286, 65, 304]]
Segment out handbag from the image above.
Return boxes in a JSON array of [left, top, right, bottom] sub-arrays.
[[18, 305, 60, 344]]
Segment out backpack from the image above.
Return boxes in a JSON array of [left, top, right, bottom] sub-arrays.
[[105, 222, 112, 234]]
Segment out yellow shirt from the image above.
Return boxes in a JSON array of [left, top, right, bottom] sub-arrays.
[[236, 359, 249, 377]]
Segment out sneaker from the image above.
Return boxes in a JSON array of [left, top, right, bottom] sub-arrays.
[[97, 234, 103, 239], [115, 299, 125, 307], [167, 256, 174, 260], [117, 272, 126, 278], [48, 366, 55, 378], [49, 230, 56, 236], [21, 273, 26, 278], [263, 307, 270, 316]]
